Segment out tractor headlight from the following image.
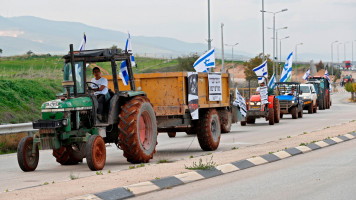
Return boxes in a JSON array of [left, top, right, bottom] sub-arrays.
[[256, 102, 261, 105], [291, 100, 295, 104], [62, 119, 68, 126]]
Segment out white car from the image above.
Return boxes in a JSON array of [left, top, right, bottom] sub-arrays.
[[300, 84, 318, 114]]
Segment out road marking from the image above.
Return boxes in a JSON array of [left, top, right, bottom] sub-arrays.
[[174, 172, 205, 183], [315, 141, 329, 147], [344, 134, 355, 139], [247, 157, 268, 165], [295, 146, 312, 153], [151, 176, 184, 189], [67, 194, 102, 200], [216, 164, 240, 173], [330, 137, 343, 143], [273, 151, 292, 159], [126, 182, 160, 195]]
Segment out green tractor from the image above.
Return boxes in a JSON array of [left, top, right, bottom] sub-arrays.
[[17, 45, 157, 171]]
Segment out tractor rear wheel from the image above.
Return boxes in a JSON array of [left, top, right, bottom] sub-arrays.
[[118, 96, 157, 164], [319, 99, 325, 110], [268, 108, 275, 125], [291, 107, 298, 119], [197, 109, 221, 151], [298, 109, 303, 118], [53, 145, 84, 165], [326, 96, 330, 109], [17, 136, 39, 172], [219, 110, 232, 133], [308, 104, 313, 114], [167, 132, 176, 138], [86, 135, 106, 171], [273, 98, 280, 123]]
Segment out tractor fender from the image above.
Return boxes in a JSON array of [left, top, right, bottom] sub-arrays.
[[268, 96, 275, 109]]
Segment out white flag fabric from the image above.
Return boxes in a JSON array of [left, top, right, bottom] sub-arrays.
[[79, 33, 86, 51], [324, 69, 330, 81], [268, 73, 276, 89], [193, 48, 215, 72], [233, 89, 247, 117], [303, 69, 311, 80], [253, 60, 268, 81], [280, 51, 293, 82], [120, 33, 134, 85]]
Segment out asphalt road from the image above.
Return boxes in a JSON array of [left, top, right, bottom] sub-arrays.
[[0, 90, 355, 192], [133, 135, 356, 200]]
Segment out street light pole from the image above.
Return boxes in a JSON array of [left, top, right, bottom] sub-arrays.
[[279, 36, 289, 80], [262, 8, 288, 77], [262, 0, 265, 61], [207, 0, 211, 50], [225, 43, 239, 82], [331, 40, 338, 77], [275, 27, 287, 79], [295, 43, 303, 81], [221, 23, 225, 72]]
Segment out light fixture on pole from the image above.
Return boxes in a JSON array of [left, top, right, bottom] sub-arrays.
[[225, 43, 239, 83], [279, 36, 290, 80], [261, 8, 288, 77], [331, 40, 338, 76], [295, 43, 303, 81]]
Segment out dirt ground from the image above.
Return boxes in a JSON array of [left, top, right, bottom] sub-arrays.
[[2, 120, 356, 200]]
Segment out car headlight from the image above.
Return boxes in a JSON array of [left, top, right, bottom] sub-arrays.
[[62, 119, 68, 126]]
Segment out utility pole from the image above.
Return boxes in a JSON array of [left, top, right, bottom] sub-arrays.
[[207, 0, 211, 50], [225, 43, 239, 82], [221, 23, 225, 72], [262, 0, 265, 61]]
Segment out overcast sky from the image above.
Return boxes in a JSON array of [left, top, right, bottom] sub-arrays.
[[1, 0, 356, 61]]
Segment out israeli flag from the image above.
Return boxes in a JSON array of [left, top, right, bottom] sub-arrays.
[[119, 33, 134, 86], [253, 60, 268, 81], [79, 33, 86, 51], [324, 69, 330, 81], [193, 48, 215, 72], [268, 73, 276, 89], [280, 52, 293, 82], [303, 69, 311, 80]]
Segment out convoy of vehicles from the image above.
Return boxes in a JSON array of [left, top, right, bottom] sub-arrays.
[[16, 45, 333, 172]]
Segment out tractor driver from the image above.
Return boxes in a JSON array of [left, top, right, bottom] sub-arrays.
[[256, 79, 265, 95], [288, 86, 297, 96], [91, 67, 108, 121]]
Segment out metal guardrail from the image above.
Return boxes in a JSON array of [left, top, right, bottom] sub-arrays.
[[0, 122, 38, 135]]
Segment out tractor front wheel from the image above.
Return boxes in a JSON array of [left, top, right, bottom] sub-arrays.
[[197, 109, 221, 151], [118, 96, 157, 164], [86, 135, 106, 171], [17, 136, 39, 172], [291, 107, 298, 119], [313, 103, 318, 113], [273, 98, 280, 123], [53, 145, 84, 165], [240, 121, 247, 126], [268, 108, 275, 125], [246, 117, 256, 124]]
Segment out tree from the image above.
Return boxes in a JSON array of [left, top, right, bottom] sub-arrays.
[[344, 82, 356, 101], [0, 48, 2, 55], [111, 45, 122, 52], [176, 54, 199, 71], [243, 53, 273, 81], [26, 50, 33, 56], [315, 60, 324, 71]]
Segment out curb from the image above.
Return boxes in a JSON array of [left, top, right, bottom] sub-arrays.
[[68, 132, 356, 200]]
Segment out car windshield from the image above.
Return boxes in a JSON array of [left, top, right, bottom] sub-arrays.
[[63, 61, 85, 94], [300, 86, 310, 93]]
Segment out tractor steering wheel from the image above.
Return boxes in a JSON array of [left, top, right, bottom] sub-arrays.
[[86, 82, 100, 94]]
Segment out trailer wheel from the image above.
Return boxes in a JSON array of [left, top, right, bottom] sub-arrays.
[[219, 110, 232, 133], [240, 121, 247, 126], [291, 107, 298, 119], [273, 98, 280, 123], [53, 145, 84, 165], [308, 104, 313, 114], [17, 136, 39, 172], [298, 109, 303, 118], [167, 132, 176, 138], [268, 108, 275, 125], [118, 96, 157, 164], [86, 135, 106, 171], [197, 109, 221, 151]]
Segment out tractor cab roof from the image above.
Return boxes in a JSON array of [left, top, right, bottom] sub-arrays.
[[275, 82, 300, 85], [63, 48, 132, 64]]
